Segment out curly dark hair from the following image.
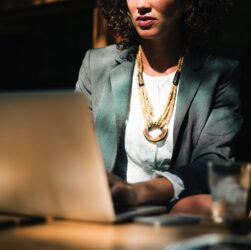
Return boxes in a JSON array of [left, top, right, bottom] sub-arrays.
[[98, 0, 234, 52]]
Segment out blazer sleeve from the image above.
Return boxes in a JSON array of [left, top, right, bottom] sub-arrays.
[[169, 61, 243, 196]]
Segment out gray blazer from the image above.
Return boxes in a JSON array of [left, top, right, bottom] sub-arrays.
[[76, 45, 242, 196]]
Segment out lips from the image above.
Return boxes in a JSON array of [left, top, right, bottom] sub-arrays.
[[136, 16, 157, 28]]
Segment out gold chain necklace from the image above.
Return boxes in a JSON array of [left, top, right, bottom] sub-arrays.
[[137, 46, 184, 143]]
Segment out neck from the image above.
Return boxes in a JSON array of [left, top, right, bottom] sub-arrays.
[[140, 35, 184, 76]]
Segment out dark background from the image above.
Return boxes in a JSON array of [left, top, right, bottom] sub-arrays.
[[0, 0, 94, 90], [0, 0, 250, 160]]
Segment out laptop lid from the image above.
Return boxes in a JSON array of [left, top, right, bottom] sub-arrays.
[[0, 91, 116, 223]]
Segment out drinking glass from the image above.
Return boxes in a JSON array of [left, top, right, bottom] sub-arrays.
[[208, 161, 251, 224]]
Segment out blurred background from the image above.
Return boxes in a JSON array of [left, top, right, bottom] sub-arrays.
[[0, 0, 250, 160]]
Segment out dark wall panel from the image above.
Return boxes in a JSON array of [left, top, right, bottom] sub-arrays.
[[0, 4, 93, 90]]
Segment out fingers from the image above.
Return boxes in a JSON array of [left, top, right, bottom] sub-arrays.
[[111, 182, 138, 205], [111, 183, 128, 204], [106, 172, 138, 205]]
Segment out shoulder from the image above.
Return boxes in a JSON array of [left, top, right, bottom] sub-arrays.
[[81, 44, 137, 83], [84, 44, 124, 68], [86, 44, 120, 60], [185, 50, 240, 78], [204, 54, 240, 80], [82, 44, 136, 74]]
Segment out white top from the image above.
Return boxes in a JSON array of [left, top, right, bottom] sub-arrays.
[[125, 64, 185, 199]]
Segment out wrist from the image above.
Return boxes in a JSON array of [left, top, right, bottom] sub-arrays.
[[132, 177, 174, 205]]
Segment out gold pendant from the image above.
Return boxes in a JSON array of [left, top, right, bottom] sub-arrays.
[[143, 125, 168, 143]]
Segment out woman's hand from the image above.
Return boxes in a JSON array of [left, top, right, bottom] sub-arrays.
[[107, 173, 138, 205], [107, 172, 174, 206]]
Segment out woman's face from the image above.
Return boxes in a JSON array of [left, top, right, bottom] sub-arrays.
[[127, 0, 183, 40]]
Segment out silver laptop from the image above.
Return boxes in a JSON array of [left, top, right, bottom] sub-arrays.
[[0, 91, 166, 223]]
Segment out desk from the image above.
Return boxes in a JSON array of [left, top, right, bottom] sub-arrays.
[[0, 218, 230, 250]]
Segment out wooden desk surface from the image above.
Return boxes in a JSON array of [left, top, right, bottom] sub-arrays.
[[0, 217, 230, 250]]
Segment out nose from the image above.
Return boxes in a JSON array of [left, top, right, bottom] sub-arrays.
[[137, 0, 151, 14]]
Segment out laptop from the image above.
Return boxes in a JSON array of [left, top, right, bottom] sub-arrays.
[[0, 91, 166, 223]]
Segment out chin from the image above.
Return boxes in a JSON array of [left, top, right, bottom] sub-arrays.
[[136, 25, 163, 40], [137, 30, 160, 40]]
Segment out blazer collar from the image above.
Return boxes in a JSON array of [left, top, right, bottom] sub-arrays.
[[115, 46, 138, 64], [111, 47, 206, 157], [111, 47, 206, 148], [173, 50, 205, 147], [99, 46, 206, 170]]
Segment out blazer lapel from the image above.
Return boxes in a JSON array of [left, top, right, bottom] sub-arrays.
[[173, 51, 205, 146], [95, 47, 136, 171], [110, 57, 135, 140]]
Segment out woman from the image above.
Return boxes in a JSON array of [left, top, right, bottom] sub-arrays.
[[76, 0, 242, 210]]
